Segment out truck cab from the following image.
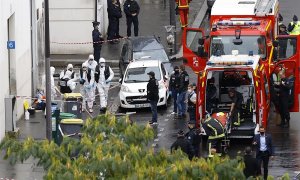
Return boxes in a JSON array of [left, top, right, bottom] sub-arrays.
[[182, 0, 300, 137]]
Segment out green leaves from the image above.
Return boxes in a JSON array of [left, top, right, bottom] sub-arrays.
[[0, 113, 254, 179]]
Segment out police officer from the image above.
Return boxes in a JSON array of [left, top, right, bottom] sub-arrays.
[[228, 88, 243, 126], [80, 63, 95, 113], [288, 15, 300, 35], [124, 0, 140, 37], [147, 71, 159, 125], [187, 84, 196, 123], [202, 112, 225, 157], [276, 72, 291, 128], [171, 130, 194, 160], [169, 66, 180, 115], [107, 0, 122, 39], [185, 122, 201, 157], [177, 65, 189, 118], [92, 21, 104, 63], [107, 0, 122, 42], [94, 58, 114, 113]]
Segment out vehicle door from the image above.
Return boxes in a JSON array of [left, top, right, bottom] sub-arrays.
[[196, 70, 207, 127], [271, 35, 300, 112], [258, 69, 270, 127], [161, 63, 169, 90], [182, 28, 208, 73], [120, 43, 129, 76]]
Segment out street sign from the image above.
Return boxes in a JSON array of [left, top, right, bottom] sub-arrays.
[[7, 41, 15, 49]]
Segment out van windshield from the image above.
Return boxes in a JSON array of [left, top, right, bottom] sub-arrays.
[[210, 36, 266, 58], [124, 67, 161, 83]]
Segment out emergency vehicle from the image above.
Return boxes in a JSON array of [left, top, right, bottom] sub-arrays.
[[182, 0, 300, 138]]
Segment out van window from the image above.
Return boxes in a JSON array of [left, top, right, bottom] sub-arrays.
[[220, 71, 252, 87], [278, 37, 297, 60]]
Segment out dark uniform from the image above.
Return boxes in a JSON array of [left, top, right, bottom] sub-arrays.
[[147, 72, 159, 124], [278, 78, 291, 127], [177, 70, 189, 117], [171, 130, 194, 160], [169, 69, 180, 113], [123, 0, 140, 37], [229, 90, 243, 126], [107, 0, 121, 38], [107, 2, 122, 41], [185, 126, 201, 157], [92, 22, 104, 63], [202, 117, 225, 156]]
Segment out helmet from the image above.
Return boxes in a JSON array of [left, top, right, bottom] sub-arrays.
[[88, 54, 94, 61], [67, 64, 73, 70], [99, 58, 106, 63]]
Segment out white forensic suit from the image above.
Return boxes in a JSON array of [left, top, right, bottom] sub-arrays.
[[80, 63, 95, 112], [50, 66, 57, 100], [59, 64, 76, 93], [94, 61, 114, 111]]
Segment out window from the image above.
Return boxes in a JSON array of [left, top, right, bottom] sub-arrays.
[[186, 30, 203, 54], [124, 67, 161, 83], [278, 37, 297, 60]]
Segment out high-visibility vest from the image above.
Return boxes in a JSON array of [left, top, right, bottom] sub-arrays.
[[289, 21, 300, 35], [178, 0, 189, 9]]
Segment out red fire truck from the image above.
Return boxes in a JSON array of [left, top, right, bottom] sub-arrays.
[[182, 0, 300, 138]]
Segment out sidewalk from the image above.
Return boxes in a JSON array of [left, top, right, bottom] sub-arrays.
[[0, 0, 207, 179]]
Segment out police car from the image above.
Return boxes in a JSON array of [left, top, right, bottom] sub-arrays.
[[119, 60, 169, 109]]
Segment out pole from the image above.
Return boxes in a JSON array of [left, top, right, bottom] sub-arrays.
[[45, 0, 52, 140], [95, 0, 97, 22], [169, 0, 177, 54]]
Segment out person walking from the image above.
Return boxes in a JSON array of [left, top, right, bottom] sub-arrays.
[[185, 122, 201, 157], [202, 112, 225, 157], [94, 58, 114, 113], [187, 84, 196, 123], [92, 21, 104, 63], [288, 15, 300, 35], [169, 66, 180, 115], [123, 0, 140, 37], [243, 146, 259, 178], [171, 130, 194, 160], [177, 65, 189, 118], [80, 63, 95, 113], [147, 71, 159, 125], [228, 88, 243, 126], [252, 126, 274, 180], [107, 0, 122, 42]]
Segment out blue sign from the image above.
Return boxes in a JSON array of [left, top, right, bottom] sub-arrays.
[[7, 41, 15, 49]]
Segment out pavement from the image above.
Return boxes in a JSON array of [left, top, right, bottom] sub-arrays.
[[0, 0, 207, 179]]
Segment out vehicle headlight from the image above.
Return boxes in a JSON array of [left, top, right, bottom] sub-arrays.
[[121, 85, 131, 92]]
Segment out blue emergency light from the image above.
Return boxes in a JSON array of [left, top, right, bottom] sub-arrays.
[[207, 60, 254, 66], [217, 20, 260, 26]]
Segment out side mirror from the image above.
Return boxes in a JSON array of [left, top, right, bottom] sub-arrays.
[[273, 40, 279, 47], [198, 38, 205, 45]]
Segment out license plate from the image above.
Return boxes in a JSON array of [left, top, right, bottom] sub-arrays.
[[135, 103, 150, 108]]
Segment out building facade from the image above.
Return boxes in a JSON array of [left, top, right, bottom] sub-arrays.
[[0, 0, 43, 140]]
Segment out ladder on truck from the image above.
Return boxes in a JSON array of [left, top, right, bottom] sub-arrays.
[[254, 0, 276, 17]]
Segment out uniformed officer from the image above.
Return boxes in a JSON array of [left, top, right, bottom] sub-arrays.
[[92, 21, 104, 63], [94, 58, 114, 113], [107, 0, 122, 39], [228, 88, 243, 126], [185, 122, 201, 157], [177, 65, 189, 118], [169, 66, 180, 115], [80, 62, 95, 113], [107, 0, 122, 42], [123, 0, 140, 37], [202, 112, 225, 157], [276, 72, 291, 128], [288, 15, 300, 35], [171, 130, 194, 160], [187, 84, 196, 123], [147, 71, 159, 125]]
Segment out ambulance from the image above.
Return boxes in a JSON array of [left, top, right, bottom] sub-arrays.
[[182, 0, 300, 138]]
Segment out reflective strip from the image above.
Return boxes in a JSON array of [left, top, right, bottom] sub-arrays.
[[290, 22, 300, 35], [208, 133, 225, 139], [268, 46, 274, 74]]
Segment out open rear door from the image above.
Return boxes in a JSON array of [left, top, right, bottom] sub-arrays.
[[182, 28, 208, 73], [271, 35, 300, 112]]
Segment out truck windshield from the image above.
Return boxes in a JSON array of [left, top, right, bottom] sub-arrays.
[[210, 36, 266, 59]]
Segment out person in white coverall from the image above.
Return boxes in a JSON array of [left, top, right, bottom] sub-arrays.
[[59, 64, 76, 93], [85, 54, 98, 98], [50, 66, 57, 100], [94, 58, 114, 113], [80, 63, 95, 113]]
